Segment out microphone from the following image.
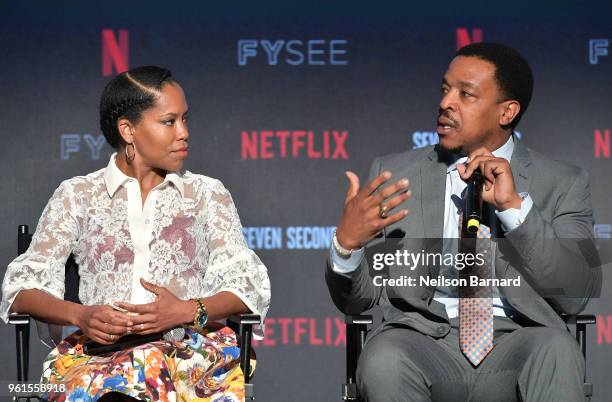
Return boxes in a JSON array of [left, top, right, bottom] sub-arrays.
[[464, 169, 483, 234]]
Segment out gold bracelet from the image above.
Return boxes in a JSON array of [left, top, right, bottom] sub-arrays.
[[191, 298, 208, 329]]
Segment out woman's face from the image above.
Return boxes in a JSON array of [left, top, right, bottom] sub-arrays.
[[131, 82, 190, 172]]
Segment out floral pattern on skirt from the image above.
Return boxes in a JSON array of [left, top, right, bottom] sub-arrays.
[[41, 325, 246, 402]]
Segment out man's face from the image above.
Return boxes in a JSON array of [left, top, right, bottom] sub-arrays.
[[437, 56, 508, 154]]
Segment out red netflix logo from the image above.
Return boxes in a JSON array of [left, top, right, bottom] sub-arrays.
[[456, 28, 483, 50], [102, 29, 129, 76], [594, 129, 610, 159], [597, 314, 612, 345], [241, 130, 349, 160], [252, 316, 346, 347]]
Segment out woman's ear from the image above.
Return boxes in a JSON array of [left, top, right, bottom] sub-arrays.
[[117, 118, 135, 144]]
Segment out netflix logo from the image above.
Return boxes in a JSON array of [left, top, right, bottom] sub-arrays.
[[253, 316, 346, 347], [594, 129, 610, 159], [597, 314, 612, 345], [241, 130, 348, 160], [456, 27, 483, 50], [102, 29, 129, 76]]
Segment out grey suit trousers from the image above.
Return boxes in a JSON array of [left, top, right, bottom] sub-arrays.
[[356, 317, 585, 402]]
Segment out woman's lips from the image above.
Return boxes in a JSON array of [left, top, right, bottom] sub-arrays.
[[173, 148, 189, 157]]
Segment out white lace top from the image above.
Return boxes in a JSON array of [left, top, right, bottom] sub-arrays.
[[1, 154, 271, 337]]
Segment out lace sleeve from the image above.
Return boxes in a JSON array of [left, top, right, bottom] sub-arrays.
[[203, 179, 271, 338], [1, 180, 80, 322]]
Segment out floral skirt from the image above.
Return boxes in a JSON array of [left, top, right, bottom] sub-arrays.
[[41, 325, 246, 402]]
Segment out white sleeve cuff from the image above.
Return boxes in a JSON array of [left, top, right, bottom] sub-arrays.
[[495, 193, 533, 233], [330, 244, 365, 274]]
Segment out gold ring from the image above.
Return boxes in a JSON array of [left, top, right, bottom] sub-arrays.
[[378, 203, 389, 219]]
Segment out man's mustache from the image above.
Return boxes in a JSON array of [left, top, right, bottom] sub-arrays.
[[438, 109, 459, 127]]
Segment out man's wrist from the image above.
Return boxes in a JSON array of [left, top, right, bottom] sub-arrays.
[[498, 193, 523, 211], [336, 229, 361, 250]]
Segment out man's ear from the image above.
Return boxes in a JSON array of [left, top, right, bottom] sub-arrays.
[[117, 118, 134, 144], [500, 100, 520, 127]]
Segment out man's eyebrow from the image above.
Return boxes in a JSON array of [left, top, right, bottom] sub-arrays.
[[457, 80, 478, 90], [441, 78, 478, 91]]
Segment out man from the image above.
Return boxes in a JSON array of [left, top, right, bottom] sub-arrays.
[[326, 43, 599, 401]]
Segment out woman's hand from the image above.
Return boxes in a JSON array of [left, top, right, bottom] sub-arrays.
[[75, 304, 134, 344], [114, 278, 195, 335]]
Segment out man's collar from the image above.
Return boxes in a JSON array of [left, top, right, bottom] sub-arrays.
[[104, 153, 185, 198], [493, 133, 515, 161]]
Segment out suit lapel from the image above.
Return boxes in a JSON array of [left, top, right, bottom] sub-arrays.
[[510, 137, 532, 195], [421, 148, 446, 239]]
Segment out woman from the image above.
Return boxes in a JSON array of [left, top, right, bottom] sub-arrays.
[[1, 66, 271, 401]]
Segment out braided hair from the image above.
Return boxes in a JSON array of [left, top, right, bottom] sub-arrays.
[[99, 66, 176, 149]]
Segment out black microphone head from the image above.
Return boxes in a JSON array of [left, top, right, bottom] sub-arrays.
[[464, 169, 483, 234], [470, 169, 482, 181]]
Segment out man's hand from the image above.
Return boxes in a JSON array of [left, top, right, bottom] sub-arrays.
[[336, 170, 411, 250], [456, 147, 522, 211], [114, 278, 195, 335]]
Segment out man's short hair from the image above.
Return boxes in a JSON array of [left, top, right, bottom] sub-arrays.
[[456, 42, 534, 130]]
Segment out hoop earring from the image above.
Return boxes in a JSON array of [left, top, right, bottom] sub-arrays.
[[125, 142, 136, 164]]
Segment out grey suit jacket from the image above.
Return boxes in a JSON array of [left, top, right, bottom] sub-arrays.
[[326, 139, 600, 338]]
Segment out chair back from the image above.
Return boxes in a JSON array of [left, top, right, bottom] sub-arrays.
[[18, 224, 81, 346]]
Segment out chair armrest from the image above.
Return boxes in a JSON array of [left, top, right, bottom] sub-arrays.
[[227, 313, 261, 326], [226, 314, 260, 400], [8, 313, 31, 382], [345, 314, 374, 326], [576, 314, 597, 325], [562, 314, 597, 325], [343, 315, 373, 401], [561, 314, 597, 356], [226, 313, 261, 336], [8, 313, 31, 325], [561, 314, 596, 387]]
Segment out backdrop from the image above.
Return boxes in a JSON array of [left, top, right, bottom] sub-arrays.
[[1, 1, 611, 401]]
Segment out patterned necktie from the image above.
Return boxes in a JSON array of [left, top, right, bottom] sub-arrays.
[[459, 222, 494, 366]]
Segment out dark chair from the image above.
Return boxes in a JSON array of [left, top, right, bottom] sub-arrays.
[[342, 313, 597, 401], [8, 225, 260, 401]]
